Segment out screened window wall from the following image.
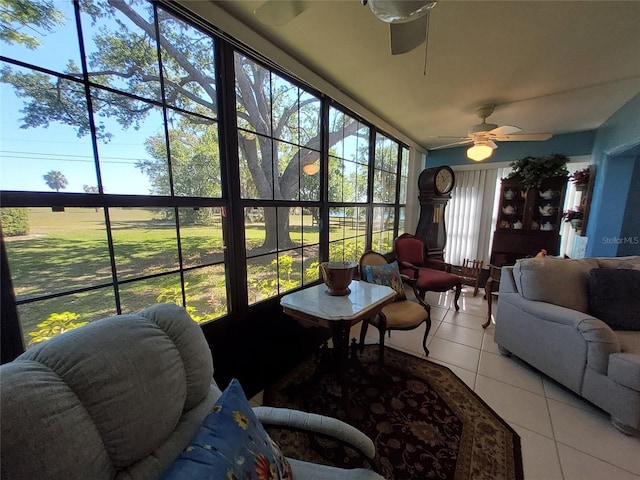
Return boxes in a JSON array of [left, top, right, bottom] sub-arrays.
[[371, 133, 402, 253], [328, 106, 370, 264], [236, 52, 323, 304], [0, 0, 409, 347]]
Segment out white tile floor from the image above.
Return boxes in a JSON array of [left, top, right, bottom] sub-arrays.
[[365, 287, 640, 480], [253, 285, 640, 479]]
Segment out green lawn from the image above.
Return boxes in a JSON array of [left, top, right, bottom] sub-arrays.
[[5, 207, 365, 347]]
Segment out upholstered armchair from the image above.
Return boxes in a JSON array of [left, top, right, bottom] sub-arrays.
[[359, 251, 432, 362], [394, 233, 451, 272], [394, 233, 462, 311], [0, 304, 384, 480]]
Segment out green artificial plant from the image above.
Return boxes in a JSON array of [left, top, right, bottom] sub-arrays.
[[508, 154, 569, 189]]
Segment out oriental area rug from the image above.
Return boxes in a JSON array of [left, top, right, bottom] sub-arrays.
[[264, 345, 523, 480]]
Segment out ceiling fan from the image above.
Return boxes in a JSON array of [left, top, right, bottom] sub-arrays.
[[432, 105, 553, 161], [254, 0, 436, 57]]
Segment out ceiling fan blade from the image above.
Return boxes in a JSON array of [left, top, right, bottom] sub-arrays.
[[489, 125, 521, 136], [430, 139, 473, 150], [488, 139, 498, 149], [254, 0, 308, 26], [495, 133, 553, 142], [389, 15, 427, 55]]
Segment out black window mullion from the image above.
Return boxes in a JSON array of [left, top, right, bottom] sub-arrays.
[[319, 98, 330, 262], [218, 42, 246, 314], [152, 3, 187, 307], [74, 0, 123, 313]]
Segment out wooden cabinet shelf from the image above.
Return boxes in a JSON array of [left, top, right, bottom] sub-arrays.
[[490, 175, 567, 266]]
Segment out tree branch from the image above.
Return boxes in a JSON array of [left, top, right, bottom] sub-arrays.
[[107, 0, 217, 109]]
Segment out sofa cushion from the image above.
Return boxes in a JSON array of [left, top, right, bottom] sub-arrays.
[[361, 260, 406, 300], [595, 256, 640, 270], [513, 257, 598, 313], [589, 268, 640, 331], [617, 331, 640, 353], [161, 378, 293, 480]]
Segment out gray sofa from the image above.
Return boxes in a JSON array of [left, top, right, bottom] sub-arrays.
[[494, 256, 640, 435], [1, 303, 384, 479]]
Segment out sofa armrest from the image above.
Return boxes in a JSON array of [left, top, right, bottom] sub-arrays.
[[500, 292, 590, 327], [499, 293, 621, 373], [253, 406, 376, 460], [576, 318, 622, 374], [498, 266, 518, 294]]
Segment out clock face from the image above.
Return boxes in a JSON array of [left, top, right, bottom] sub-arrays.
[[435, 168, 454, 194]]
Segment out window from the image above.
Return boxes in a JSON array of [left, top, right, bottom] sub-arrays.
[[236, 54, 322, 304], [371, 133, 400, 253], [1, 1, 228, 348], [1, 0, 409, 350], [328, 107, 369, 263], [398, 146, 409, 233]]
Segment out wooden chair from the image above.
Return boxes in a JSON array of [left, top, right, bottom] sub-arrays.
[[461, 258, 483, 296], [358, 251, 432, 363], [394, 234, 462, 311]]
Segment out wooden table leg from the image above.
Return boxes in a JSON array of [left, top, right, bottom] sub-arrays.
[[331, 323, 352, 416], [483, 276, 493, 329]]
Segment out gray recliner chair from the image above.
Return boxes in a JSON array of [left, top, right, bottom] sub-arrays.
[[0, 303, 384, 479]]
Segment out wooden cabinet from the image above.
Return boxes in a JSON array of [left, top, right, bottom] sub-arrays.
[[490, 175, 567, 266]]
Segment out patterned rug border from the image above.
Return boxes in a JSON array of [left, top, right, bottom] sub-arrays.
[[388, 347, 524, 480], [265, 345, 524, 480]]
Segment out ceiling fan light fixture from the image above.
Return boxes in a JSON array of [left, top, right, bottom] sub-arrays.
[[302, 162, 320, 175], [467, 141, 493, 162], [368, 0, 436, 23]]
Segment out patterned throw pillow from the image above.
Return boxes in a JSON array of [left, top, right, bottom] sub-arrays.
[[161, 378, 293, 480], [361, 260, 406, 301]]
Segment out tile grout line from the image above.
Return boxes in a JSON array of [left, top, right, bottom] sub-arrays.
[[542, 380, 566, 480]]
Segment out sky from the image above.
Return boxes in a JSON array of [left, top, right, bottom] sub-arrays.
[[0, 0, 369, 197], [0, 0, 154, 195]]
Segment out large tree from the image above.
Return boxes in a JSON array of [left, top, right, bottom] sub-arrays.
[[1, 0, 362, 249]]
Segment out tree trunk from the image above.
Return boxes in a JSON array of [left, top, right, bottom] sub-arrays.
[[262, 208, 295, 250]]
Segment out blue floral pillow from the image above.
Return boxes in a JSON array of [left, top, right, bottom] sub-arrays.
[[162, 378, 293, 480], [361, 260, 406, 301]]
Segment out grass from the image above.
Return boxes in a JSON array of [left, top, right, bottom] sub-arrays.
[[4, 207, 365, 347]]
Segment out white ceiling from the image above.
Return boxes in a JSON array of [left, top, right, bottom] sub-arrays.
[[186, 1, 640, 152]]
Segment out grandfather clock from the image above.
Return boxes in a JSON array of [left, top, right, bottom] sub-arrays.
[[415, 166, 455, 260]]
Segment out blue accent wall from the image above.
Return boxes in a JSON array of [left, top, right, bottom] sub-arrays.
[[619, 154, 640, 256], [426, 131, 595, 167], [586, 93, 640, 256]]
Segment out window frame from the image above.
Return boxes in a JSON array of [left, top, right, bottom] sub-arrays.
[[0, 0, 411, 353]]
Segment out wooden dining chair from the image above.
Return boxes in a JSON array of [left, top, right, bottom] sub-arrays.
[[461, 258, 483, 296]]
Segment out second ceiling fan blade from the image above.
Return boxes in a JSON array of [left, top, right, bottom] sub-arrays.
[[389, 15, 427, 55], [431, 139, 473, 150], [496, 133, 553, 141], [254, 0, 308, 26], [489, 125, 521, 136]]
